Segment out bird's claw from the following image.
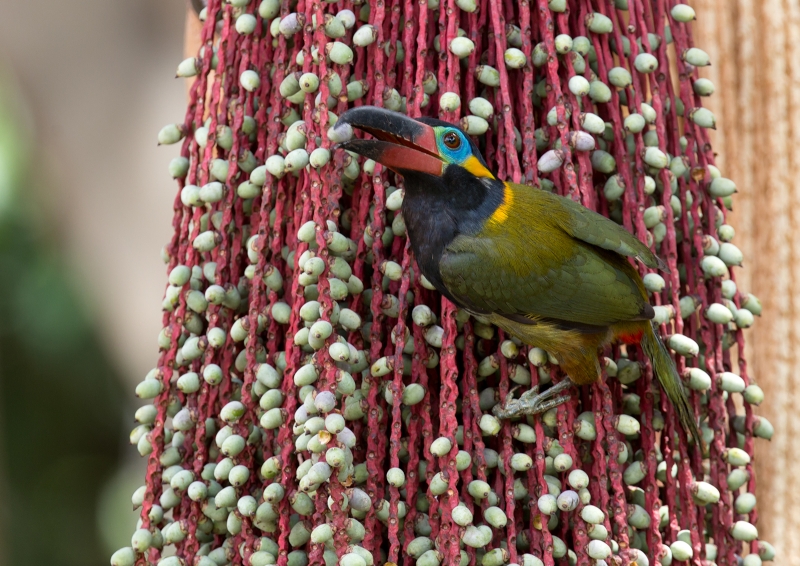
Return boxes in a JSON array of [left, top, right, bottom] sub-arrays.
[[493, 386, 537, 419], [492, 380, 574, 420], [502, 385, 522, 405]]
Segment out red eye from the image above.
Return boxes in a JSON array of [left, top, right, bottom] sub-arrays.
[[443, 131, 461, 149]]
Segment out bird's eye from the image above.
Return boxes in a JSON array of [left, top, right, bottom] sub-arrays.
[[443, 131, 461, 150]]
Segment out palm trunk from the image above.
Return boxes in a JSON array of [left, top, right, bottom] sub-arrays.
[[694, 0, 796, 560]]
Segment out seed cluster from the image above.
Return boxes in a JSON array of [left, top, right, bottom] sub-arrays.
[[114, 0, 774, 565]]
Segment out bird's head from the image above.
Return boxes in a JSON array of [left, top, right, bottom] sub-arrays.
[[333, 106, 496, 184]]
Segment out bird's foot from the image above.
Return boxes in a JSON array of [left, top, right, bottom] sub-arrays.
[[491, 380, 574, 419]]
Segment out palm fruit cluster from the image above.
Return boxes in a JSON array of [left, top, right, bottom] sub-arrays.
[[114, 0, 773, 565]]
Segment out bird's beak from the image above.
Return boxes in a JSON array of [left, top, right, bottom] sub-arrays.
[[332, 106, 443, 176]]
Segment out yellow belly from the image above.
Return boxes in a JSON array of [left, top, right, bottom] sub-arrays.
[[484, 313, 611, 386]]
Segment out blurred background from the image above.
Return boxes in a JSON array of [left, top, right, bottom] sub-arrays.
[[0, 1, 185, 564], [0, 1, 794, 565]]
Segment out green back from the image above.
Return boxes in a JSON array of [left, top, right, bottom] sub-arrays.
[[439, 183, 657, 328]]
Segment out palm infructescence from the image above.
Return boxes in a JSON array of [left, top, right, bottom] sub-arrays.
[[114, 1, 773, 566]]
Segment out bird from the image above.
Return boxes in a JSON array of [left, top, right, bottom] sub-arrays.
[[332, 105, 702, 447]]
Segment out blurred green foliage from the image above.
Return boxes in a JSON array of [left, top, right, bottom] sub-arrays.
[[0, 70, 126, 565]]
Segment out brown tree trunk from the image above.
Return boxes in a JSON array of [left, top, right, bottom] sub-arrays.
[[184, 6, 203, 95], [694, 0, 797, 560]]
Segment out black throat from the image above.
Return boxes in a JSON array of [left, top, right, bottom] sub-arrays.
[[399, 164, 504, 301]]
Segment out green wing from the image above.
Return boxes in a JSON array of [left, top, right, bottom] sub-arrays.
[[438, 185, 654, 328], [549, 189, 667, 271]]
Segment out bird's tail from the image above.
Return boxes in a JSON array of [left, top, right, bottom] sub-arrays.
[[641, 322, 702, 448]]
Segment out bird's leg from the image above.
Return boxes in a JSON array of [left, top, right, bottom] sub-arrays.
[[491, 379, 574, 420]]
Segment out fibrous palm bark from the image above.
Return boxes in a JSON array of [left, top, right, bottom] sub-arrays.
[[691, 1, 795, 560]]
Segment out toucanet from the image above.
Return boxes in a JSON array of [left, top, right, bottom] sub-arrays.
[[334, 106, 701, 447]]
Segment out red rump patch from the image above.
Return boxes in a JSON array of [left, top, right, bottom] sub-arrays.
[[617, 330, 644, 345]]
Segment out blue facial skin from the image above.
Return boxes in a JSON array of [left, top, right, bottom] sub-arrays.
[[434, 127, 472, 165]]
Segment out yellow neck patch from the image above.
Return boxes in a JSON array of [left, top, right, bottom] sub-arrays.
[[488, 183, 514, 225], [463, 155, 495, 179]]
